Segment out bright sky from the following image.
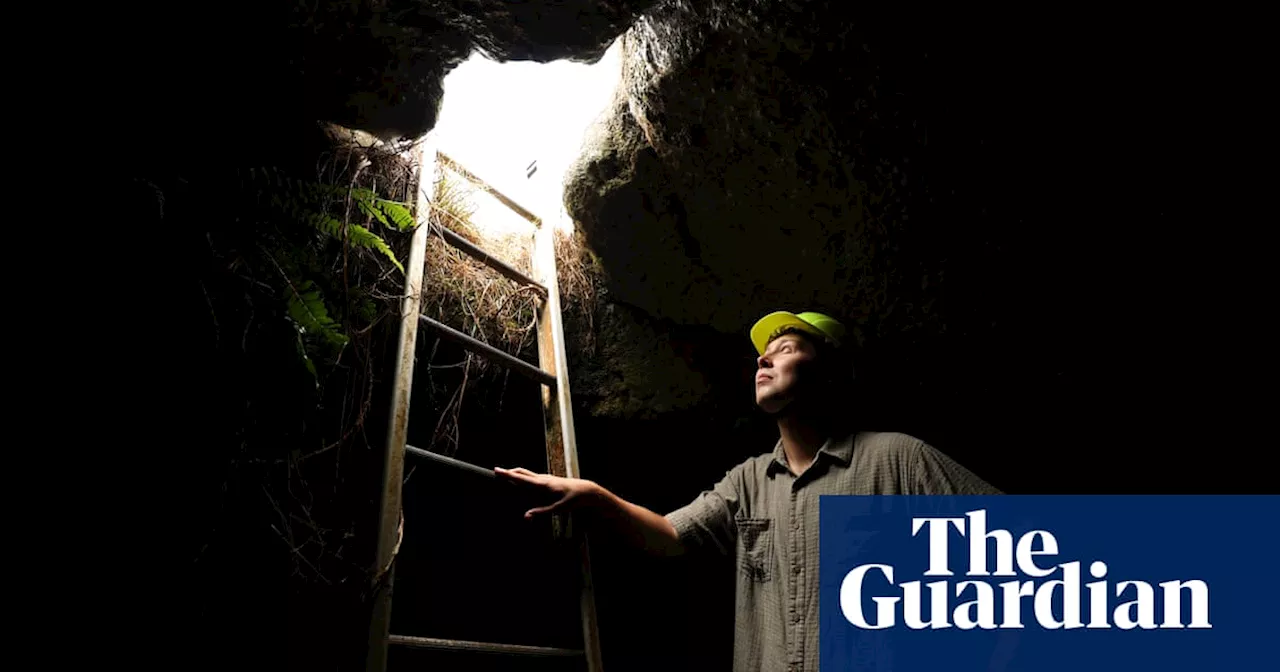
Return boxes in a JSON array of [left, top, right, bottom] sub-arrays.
[[431, 40, 623, 234]]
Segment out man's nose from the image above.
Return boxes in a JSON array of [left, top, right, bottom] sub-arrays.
[[757, 354, 771, 369]]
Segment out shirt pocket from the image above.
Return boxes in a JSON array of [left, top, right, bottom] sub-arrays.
[[736, 517, 774, 583]]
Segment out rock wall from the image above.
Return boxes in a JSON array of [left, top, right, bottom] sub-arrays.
[[556, 9, 1249, 659], [561, 1, 1225, 495], [110, 0, 657, 175], [563, 3, 985, 451], [568, 1, 931, 329]]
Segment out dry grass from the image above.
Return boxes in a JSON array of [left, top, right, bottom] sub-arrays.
[[414, 163, 597, 455], [420, 170, 543, 360], [419, 164, 597, 358], [555, 225, 600, 357]]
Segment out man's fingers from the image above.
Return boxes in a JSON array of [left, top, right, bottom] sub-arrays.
[[524, 506, 552, 519], [496, 467, 539, 483], [497, 467, 539, 479], [524, 493, 572, 519]]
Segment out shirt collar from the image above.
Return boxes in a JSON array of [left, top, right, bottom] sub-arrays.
[[766, 432, 855, 476]]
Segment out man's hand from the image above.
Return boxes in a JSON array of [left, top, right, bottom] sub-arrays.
[[495, 467, 602, 519], [497, 467, 684, 556]]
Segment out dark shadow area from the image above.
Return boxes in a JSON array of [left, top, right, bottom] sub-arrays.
[[393, 346, 582, 651], [94, 3, 1265, 672]]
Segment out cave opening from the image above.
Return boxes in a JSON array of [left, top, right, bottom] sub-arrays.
[[432, 41, 623, 236], [387, 37, 687, 672]]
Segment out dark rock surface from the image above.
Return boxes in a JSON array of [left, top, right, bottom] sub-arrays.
[[110, 0, 656, 175], [562, 1, 1225, 493], [558, 7, 1258, 667]]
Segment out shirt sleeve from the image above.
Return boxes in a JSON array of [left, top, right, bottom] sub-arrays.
[[908, 439, 1003, 495], [664, 461, 749, 555]]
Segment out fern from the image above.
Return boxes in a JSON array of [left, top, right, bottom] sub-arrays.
[[244, 169, 405, 273], [249, 166, 337, 201], [357, 197, 391, 228], [285, 279, 348, 347], [248, 166, 416, 231], [348, 187, 416, 232], [376, 198, 416, 231], [294, 330, 319, 387], [242, 167, 412, 380], [306, 213, 404, 273]]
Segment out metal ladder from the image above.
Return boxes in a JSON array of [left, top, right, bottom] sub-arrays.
[[366, 138, 603, 672]]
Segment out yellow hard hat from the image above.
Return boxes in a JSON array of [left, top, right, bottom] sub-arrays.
[[750, 311, 846, 356]]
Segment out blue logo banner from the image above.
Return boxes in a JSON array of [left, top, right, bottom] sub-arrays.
[[818, 496, 1278, 671]]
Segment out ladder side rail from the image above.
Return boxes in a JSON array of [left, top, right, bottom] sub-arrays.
[[366, 138, 437, 672]]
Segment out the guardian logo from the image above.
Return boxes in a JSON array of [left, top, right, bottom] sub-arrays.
[[839, 509, 1211, 631]]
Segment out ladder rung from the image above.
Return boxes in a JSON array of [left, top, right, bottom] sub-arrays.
[[404, 444, 495, 478], [420, 315, 557, 388], [389, 634, 583, 658], [436, 225, 548, 298], [437, 151, 543, 226]]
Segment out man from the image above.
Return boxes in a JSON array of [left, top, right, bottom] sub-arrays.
[[497, 310, 999, 671]]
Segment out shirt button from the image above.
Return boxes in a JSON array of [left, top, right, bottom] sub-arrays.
[[793, 565, 802, 575]]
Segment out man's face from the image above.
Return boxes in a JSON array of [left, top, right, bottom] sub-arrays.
[[754, 333, 820, 414]]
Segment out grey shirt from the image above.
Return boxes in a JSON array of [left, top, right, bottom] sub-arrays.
[[665, 431, 1001, 672]]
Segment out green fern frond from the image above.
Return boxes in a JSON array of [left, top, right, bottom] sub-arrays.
[[245, 168, 407, 272], [247, 167, 345, 209], [347, 186, 376, 203], [247, 169, 415, 233], [375, 198, 416, 231], [295, 330, 319, 386], [357, 198, 391, 228], [305, 213, 405, 273], [307, 212, 342, 238], [350, 223, 405, 273], [285, 279, 348, 347], [349, 187, 415, 232]]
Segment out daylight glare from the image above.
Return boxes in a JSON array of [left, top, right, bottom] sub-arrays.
[[431, 39, 623, 235]]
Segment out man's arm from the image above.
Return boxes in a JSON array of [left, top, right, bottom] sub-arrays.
[[594, 487, 686, 557], [496, 461, 748, 557], [495, 467, 685, 557]]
